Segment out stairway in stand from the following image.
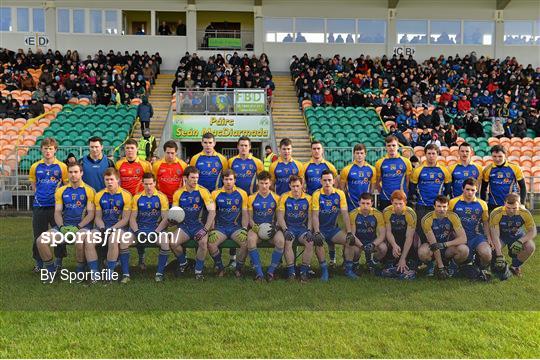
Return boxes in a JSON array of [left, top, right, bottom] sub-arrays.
[[132, 73, 174, 144], [271, 75, 311, 162]]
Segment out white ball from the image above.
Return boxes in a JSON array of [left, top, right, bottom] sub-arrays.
[[257, 223, 275, 240], [168, 206, 185, 224]]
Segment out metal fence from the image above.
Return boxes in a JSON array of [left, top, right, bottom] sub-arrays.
[[175, 89, 268, 115]]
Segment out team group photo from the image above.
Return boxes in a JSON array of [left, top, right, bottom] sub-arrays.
[[1, 0, 539, 358]]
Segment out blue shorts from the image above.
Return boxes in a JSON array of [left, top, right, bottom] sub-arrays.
[[320, 227, 341, 244], [179, 222, 205, 239], [467, 233, 487, 250], [288, 226, 310, 242], [215, 225, 242, 238]]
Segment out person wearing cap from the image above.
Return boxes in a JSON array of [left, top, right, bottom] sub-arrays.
[[138, 129, 157, 161]]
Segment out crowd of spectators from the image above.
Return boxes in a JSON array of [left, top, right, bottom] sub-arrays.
[[290, 52, 540, 144], [171, 51, 274, 93], [0, 47, 162, 119]]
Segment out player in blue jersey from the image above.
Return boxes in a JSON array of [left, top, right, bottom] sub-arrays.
[[349, 193, 387, 271], [169, 166, 216, 280], [207, 169, 250, 277], [277, 175, 313, 281], [383, 190, 418, 273], [246, 171, 285, 281], [409, 144, 451, 242], [449, 178, 493, 277], [29, 138, 68, 272], [340, 143, 376, 212], [304, 141, 338, 196], [228, 136, 264, 195], [120, 173, 171, 283], [481, 145, 526, 212], [304, 141, 338, 265], [189, 132, 229, 193], [375, 135, 412, 210], [311, 170, 357, 280], [489, 193, 536, 277], [448, 142, 483, 198], [80, 136, 115, 191], [36, 163, 96, 283], [269, 138, 305, 196], [85, 168, 132, 284], [418, 195, 468, 278]]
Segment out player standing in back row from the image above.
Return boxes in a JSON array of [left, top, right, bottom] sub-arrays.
[[228, 136, 264, 195], [269, 138, 305, 196]]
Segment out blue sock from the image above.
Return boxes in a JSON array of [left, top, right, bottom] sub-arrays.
[[329, 249, 336, 261], [300, 263, 309, 275], [176, 253, 187, 266], [54, 257, 63, 267], [286, 265, 295, 276], [156, 249, 169, 275], [88, 260, 99, 273], [195, 258, 204, 273], [120, 249, 130, 276], [76, 262, 85, 274], [212, 252, 224, 269], [345, 260, 353, 273], [512, 257, 524, 268], [235, 259, 244, 272], [107, 260, 117, 280], [44, 259, 55, 273], [320, 260, 328, 275], [267, 248, 283, 275], [249, 249, 264, 277], [37, 259, 43, 269]]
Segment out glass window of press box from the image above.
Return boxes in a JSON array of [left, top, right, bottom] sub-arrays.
[[430, 20, 461, 44], [294, 18, 325, 43], [357, 19, 386, 44], [264, 17, 293, 42], [156, 12, 186, 36], [504, 21, 534, 45], [396, 20, 428, 44], [326, 19, 355, 44], [463, 21, 494, 45]]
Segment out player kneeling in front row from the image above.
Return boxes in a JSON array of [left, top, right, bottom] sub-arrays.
[[120, 173, 171, 283], [383, 190, 418, 277], [37, 163, 96, 283], [312, 170, 358, 280], [85, 168, 132, 284], [349, 193, 387, 272], [207, 169, 249, 277], [490, 193, 536, 278], [419, 195, 468, 279], [169, 166, 216, 280], [247, 171, 284, 281], [277, 175, 313, 281]]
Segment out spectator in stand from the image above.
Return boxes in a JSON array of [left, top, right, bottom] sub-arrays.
[[137, 97, 154, 135], [27, 98, 45, 118], [492, 118, 505, 138], [431, 107, 449, 129], [175, 20, 186, 36], [457, 95, 471, 113], [444, 124, 458, 147], [410, 127, 420, 147], [466, 115, 485, 138], [418, 108, 432, 130], [380, 101, 397, 122], [425, 132, 442, 148], [512, 118, 528, 138]]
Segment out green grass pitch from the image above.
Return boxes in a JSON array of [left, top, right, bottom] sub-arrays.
[[1, 217, 539, 358]]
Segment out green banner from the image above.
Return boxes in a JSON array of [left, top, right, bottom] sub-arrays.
[[234, 90, 266, 113], [172, 115, 271, 141], [208, 38, 241, 48]]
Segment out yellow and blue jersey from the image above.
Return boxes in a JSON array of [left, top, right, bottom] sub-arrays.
[[228, 154, 264, 195], [248, 192, 280, 224], [383, 205, 417, 240], [421, 210, 462, 243], [311, 188, 347, 229], [448, 196, 488, 238], [94, 188, 132, 228], [410, 163, 451, 206], [340, 161, 377, 211], [131, 190, 169, 232], [375, 155, 412, 201], [29, 159, 68, 207], [278, 192, 311, 229], [448, 162, 483, 197], [212, 186, 248, 228], [55, 182, 95, 226], [303, 159, 338, 195], [489, 206, 535, 244], [349, 208, 385, 243], [172, 185, 214, 226], [189, 151, 228, 192], [269, 157, 305, 195], [482, 162, 524, 206]]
